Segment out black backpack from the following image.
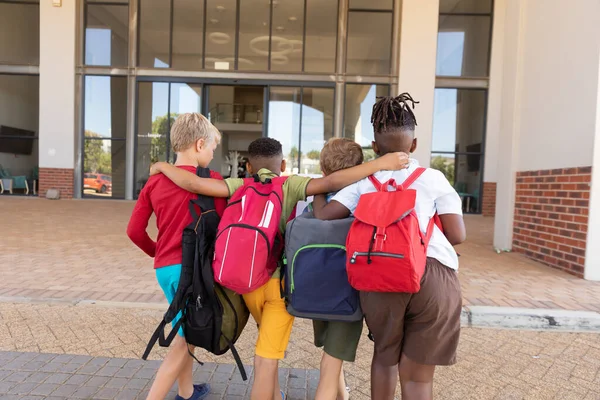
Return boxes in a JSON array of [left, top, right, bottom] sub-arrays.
[[142, 167, 250, 380]]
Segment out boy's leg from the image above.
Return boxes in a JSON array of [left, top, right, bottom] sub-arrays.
[[147, 335, 193, 400], [398, 354, 435, 400], [360, 291, 408, 400], [315, 352, 343, 400], [313, 320, 361, 400], [151, 265, 209, 400], [395, 258, 462, 400], [243, 278, 294, 400], [337, 365, 348, 400]]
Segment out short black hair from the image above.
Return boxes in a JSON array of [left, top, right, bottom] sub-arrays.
[[248, 137, 283, 159], [371, 93, 419, 134]]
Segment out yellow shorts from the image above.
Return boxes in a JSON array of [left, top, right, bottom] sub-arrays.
[[242, 278, 294, 360]]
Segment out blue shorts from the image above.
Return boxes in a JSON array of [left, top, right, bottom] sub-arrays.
[[156, 264, 184, 337]]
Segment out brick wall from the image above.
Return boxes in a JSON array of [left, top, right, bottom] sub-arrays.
[[513, 167, 591, 277], [39, 168, 74, 199], [482, 182, 497, 217]]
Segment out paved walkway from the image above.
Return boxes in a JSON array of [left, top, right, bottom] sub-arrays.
[[1, 197, 600, 312], [1, 302, 600, 399]]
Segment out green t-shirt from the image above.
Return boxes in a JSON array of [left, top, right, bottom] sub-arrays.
[[224, 169, 312, 279], [224, 169, 312, 234]]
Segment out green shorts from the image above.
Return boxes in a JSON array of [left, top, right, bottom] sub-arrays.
[[313, 319, 364, 362]]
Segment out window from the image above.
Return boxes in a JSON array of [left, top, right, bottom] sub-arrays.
[[343, 84, 389, 149], [138, 0, 171, 68], [0, 1, 39, 65], [205, 0, 236, 70], [135, 0, 348, 75], [431, 88, 486, 213], [270, 0, 305, 73], [437, 0, 492, 77], [346, 10, 392, 75], [83, 76, 127, 198], [304, 0, 337, 73], [0, 74, 39, 195], [135, 82, 202, 195], [300, 88, 334, 174], [349, 0, 392, 10], [267, 86, 334, 176], [171, 0, 204, 70], [85, 1, 129, 67]]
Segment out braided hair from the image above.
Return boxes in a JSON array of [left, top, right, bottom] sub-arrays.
[[371, 93, 419, 134]]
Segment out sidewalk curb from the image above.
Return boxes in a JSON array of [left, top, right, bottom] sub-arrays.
[[0, 296, 167, 310], [461, 305, 600, 332], [2, 296, 600, 332]]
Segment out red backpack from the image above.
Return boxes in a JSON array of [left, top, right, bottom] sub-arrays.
[[213, 175, 288, 294], [346, 167, 441, 293]]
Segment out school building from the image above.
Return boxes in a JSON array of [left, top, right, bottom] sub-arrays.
[[0, 0, 599, 280]]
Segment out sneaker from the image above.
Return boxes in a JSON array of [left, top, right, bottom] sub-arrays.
[[174, 383, 211, 400], [281, 389, 285, 400]]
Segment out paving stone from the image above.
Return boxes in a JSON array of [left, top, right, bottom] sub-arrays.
[[51, 355, 74, 364], [4, 371, 32, 383], [21, 361, 48, 372], [0, 382, 15, 393], [50, 384, 79, 397], [29, 383, 59, 396], [32, 354, 57, 363], [286, 388, 307, 400], [226, 383, 248, 396], [27, 372, 52, 383], [115, 388, 141, 400], [43, 373, 71, 385], [114, 365, 141, 379], [134, 368, 156, 380], [71, 386, 99, 399], [124, 378, 149, 390], [85, 376, 111, 387], [0, 371, 11, 381], [7, 382, 37, 395], [105, 377, 128, 389], [77, 363, 103, 375], [93, 387, 120, 399], [64, 374, 90, 386], [70, 355, 93, 365], [96, 366, 120, 377], [106, 358, 128, 368]]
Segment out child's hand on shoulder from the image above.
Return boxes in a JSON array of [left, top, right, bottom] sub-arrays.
[[149, 162, 168, 176], [377, 152, 410, 171]]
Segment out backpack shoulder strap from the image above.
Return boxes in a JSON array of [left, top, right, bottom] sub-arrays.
[[400, 167, 426, 190], [368, 175, 382, 191], [194, 167, 216, 211]]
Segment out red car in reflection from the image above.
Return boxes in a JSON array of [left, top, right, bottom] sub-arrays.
[[84, 173, 112, 193]]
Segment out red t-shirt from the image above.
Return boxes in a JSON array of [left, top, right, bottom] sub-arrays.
[[127, 166, 226, 269]]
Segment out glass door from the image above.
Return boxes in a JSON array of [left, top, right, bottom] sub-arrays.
[[267, 86, 334, 176], [135, 81, 202, 196], [205, 85, 266, 178]]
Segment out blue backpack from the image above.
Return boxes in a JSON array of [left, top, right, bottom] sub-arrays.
[[283, 212, 362, 322]]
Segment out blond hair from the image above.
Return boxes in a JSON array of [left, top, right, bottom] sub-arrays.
[[170, 113, 221, 153], [320, 138, 364, 175]]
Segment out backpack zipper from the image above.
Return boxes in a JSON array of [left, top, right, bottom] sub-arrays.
[[290, 244, 346, 293], [349, 251, 405, 264]]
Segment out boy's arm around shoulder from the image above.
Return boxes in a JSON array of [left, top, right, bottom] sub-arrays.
[[126, 185, 157, 257], [312, 195, 351, 220], [430, 169, 466, 245], [305, 152, 409, 196], [151, 162, 230, 197]]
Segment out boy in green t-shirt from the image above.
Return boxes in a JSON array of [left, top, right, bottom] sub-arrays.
[[150, 138, 409, 400]]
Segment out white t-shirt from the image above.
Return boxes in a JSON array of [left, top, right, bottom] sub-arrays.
[[332, 159, 462, 270]]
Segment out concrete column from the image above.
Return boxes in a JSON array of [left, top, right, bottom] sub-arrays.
[[584, 50, 600, 281], [492, 0, 526, 250], [38, 1, 76, 198], [397, 0, 439, 167]]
